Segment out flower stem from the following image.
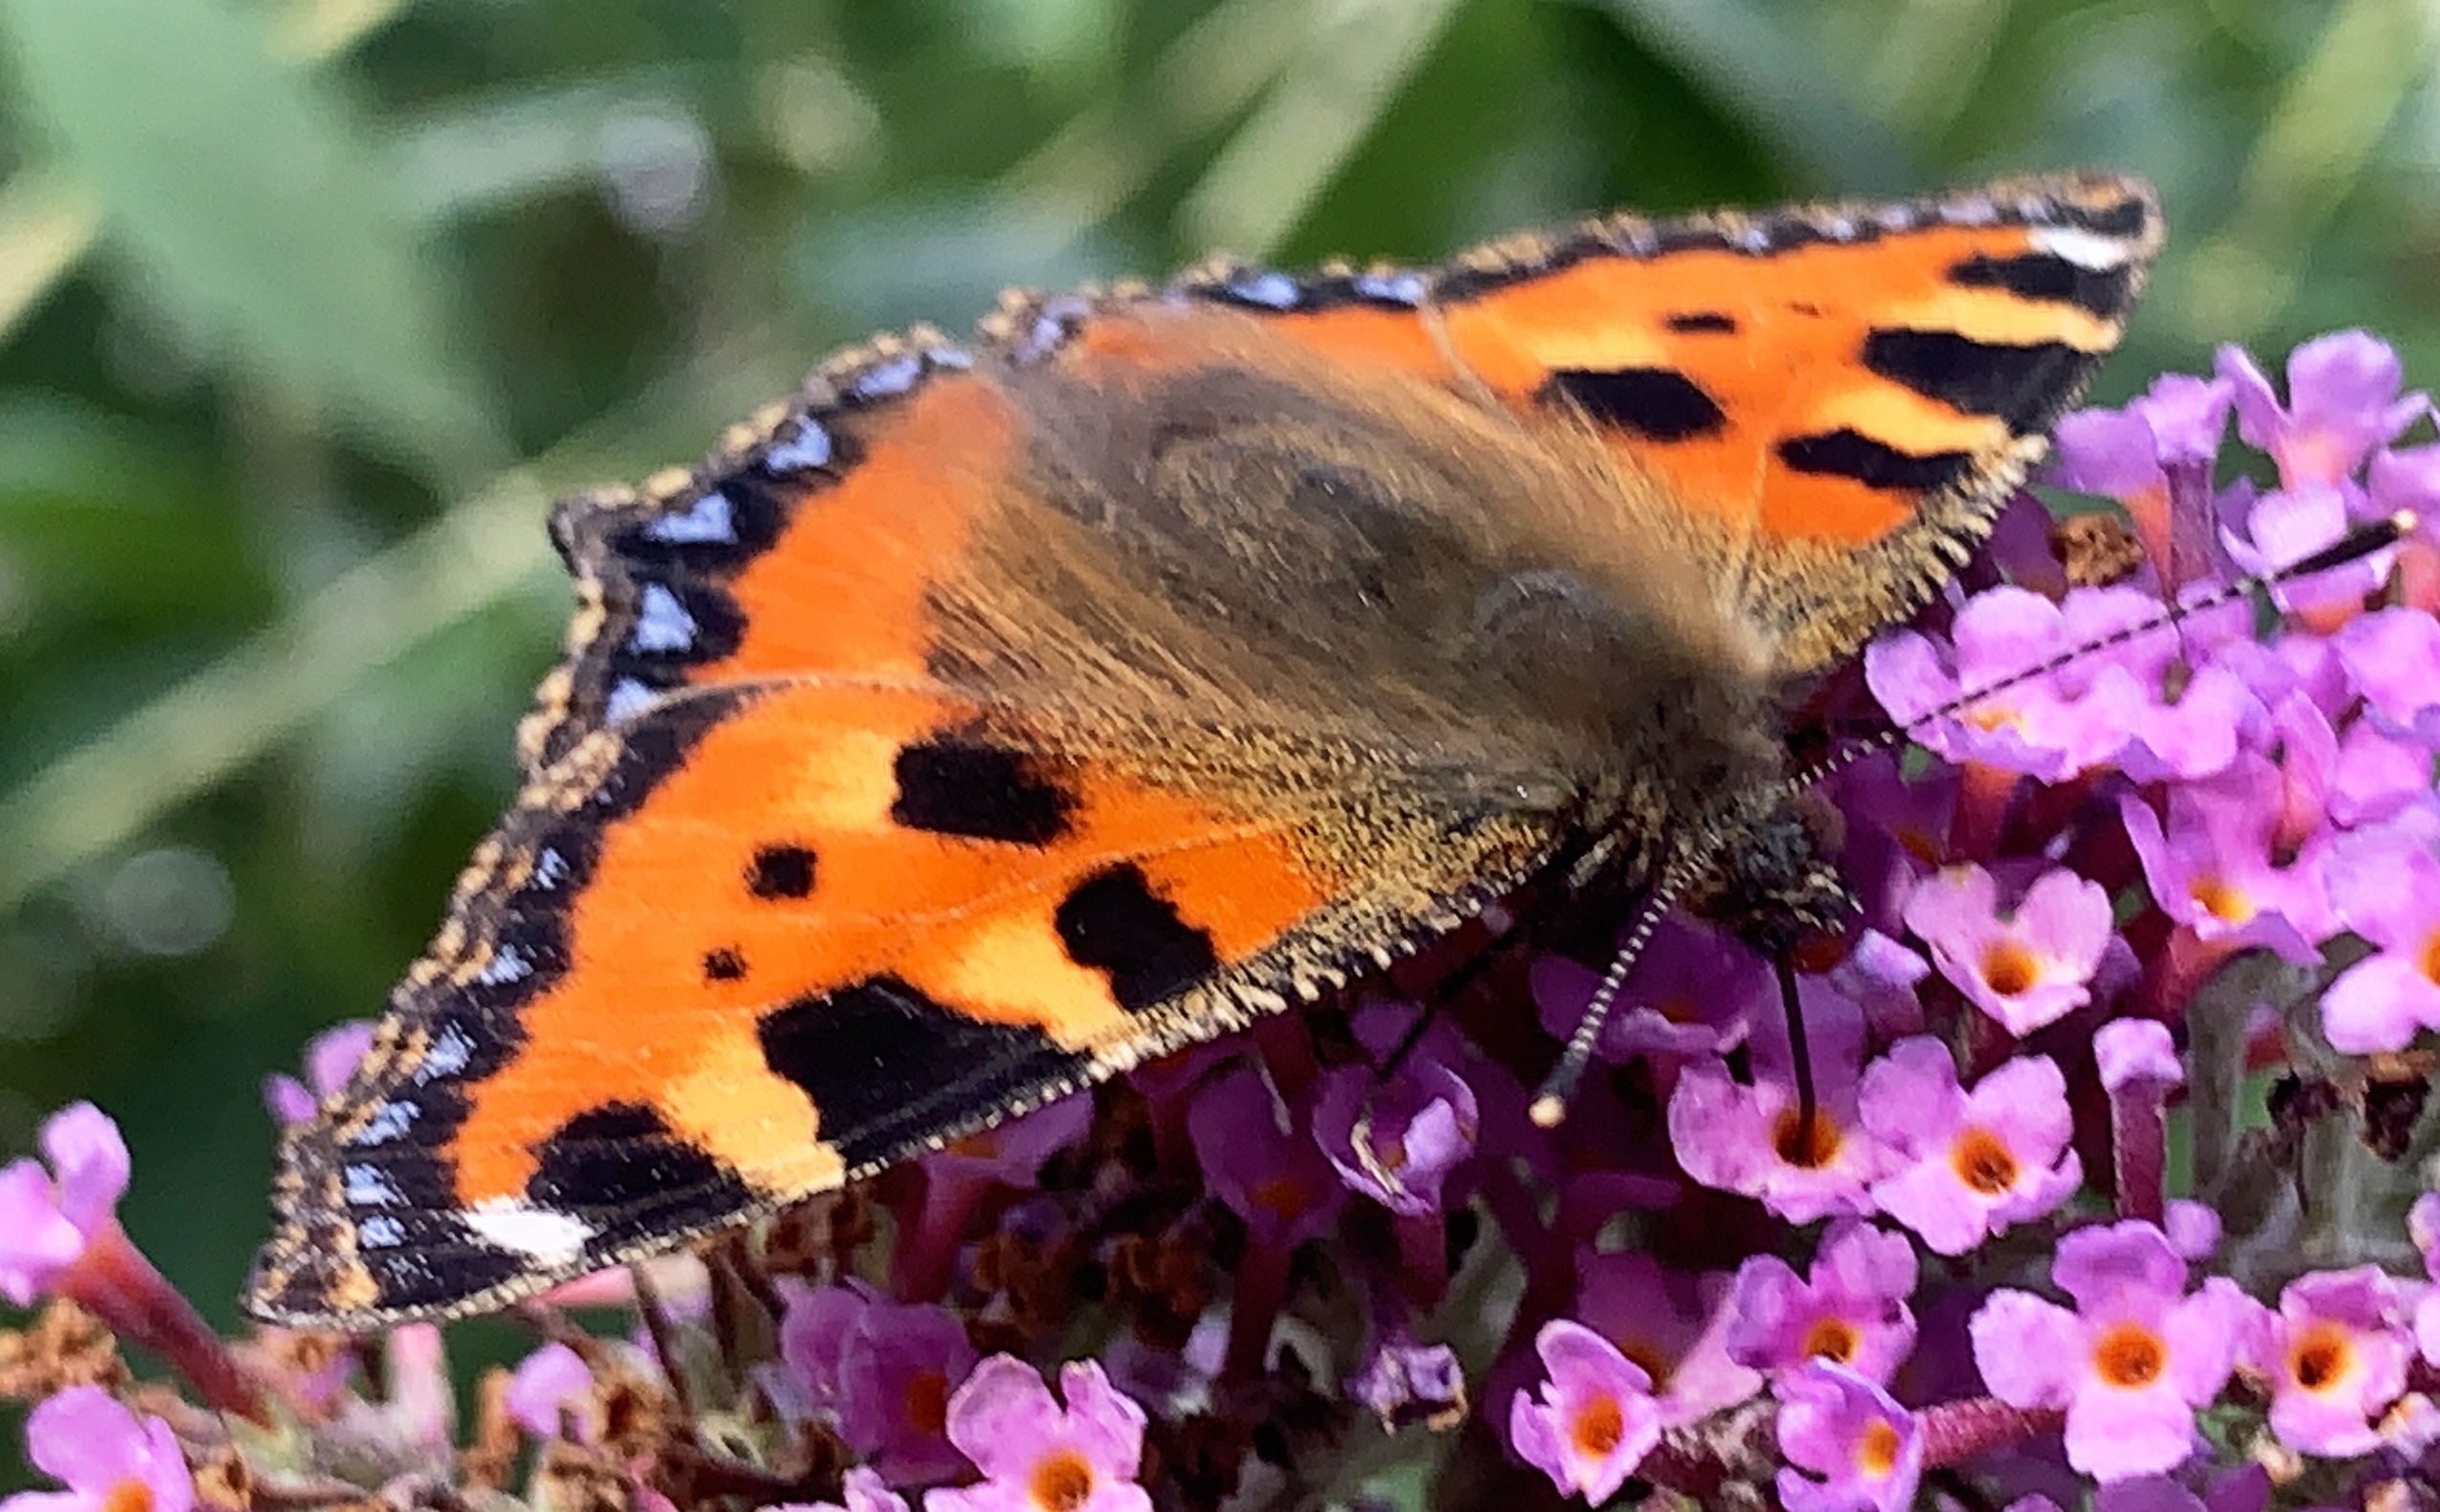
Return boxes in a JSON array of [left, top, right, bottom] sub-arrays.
[[1918, 1396, 2065, 1466], [2111, 1071, 2169, 1225], [1225, 1239, 1295, 1380], [893, 1170, 984, 1302], [62, 1220, 270, 1423]]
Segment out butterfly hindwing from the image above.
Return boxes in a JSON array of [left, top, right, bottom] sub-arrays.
[[251, 323, 1581, 1326]]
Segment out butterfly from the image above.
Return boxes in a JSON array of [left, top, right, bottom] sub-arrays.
[[246, 171, 2161, 1327]]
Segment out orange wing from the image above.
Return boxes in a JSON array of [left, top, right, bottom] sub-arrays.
[[1166, 170, 2160, 668]]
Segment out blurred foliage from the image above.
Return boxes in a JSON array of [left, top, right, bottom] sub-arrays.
[[3, 0, 2440, 1484]]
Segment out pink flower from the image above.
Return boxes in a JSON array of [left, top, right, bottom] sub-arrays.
[[2092, 1466, 2271, 1512], [1667, 980, 1897, 1223], [1, 1387, 192, 1512], [1725, 1221, 1919, 1384], [901, 1095, 1096, 1298], [838, 1299, 977, 1481], [776, 1283, 976, 1482], [2318, 810, 2440, 1053], [921, 1095, 1092, 1189], [1773, 1362, 1923, 1512], [0, 1103, 129, 1306], [2244, 1268, 2411, 1457], [1509, 1320, 1664, 1504], [2337, 608, 2440, 744], [2410, 1192, 2440, 1367], [1311, 1053, 1478, 1216], [505, 1342, 594, 1438], [1531, 914, 1769, 1066], [774, 1468, 909, 1512], [260, 1020, 377, 1126], [2094, 1019, 2182, 1093], [928, 1357, 1151, 1512], [1968, 1222, 2254, 1480], [1572, 1251, 1762, 1426], [2119, 755, 2338, 965], [2050, 371, 2234, 591], [1903, 866, 2115, 1037], [0, 1104, 262, 1422], [2218, 331, 2427, 490], [2222, 483, 2393, 620], [1865, 587, 2134, 781], [1861, 1039, 2080, 1255], [1346, 1338, 1465, 1430], [1186, 1062, 1344, 1248]]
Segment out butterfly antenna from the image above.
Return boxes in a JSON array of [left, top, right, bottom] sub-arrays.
[[1794, 510, 2417, 789], [1529, 857, 1701, 1128]]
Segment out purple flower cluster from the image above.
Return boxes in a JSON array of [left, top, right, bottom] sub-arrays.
[[6, 330, 2440, 1512]]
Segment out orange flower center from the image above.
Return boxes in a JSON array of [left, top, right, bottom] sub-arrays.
[[1249, 1174, 1312, 1221], [904, 1368, 950, 1435], [1980, 939, 2038, 997], [2093, 1321, 2167, 1388], [1800, 1317, 1861, 1365], [1950, 1127, 2020, 1195], [1774, 1107, 1843, 1168], [1617, 1341, 1673, 1392], [1857, 1417, 1902, 1477], [103, 1482, 154, 1512], [1895, 825, 1943, 868], [2189, 877, 2254, 924], [2420, 928, 2440, 986], [2288, 1321, 2354, 1393], [1029, 1449, 1096, 1512], [944, 1129, 1005, 1160], [1570, 1393, 1625, 1456]]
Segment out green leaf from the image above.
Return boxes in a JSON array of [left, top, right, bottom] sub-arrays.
[[0, 0, 500, 478]]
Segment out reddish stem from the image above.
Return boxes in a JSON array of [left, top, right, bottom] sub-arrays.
[[61, 1221, 271, 1424], [1918, 1396, 2065, 1466], [2140, 926, 2238, 1023], [2111, 1077, 2170, 1226], [1224, 1239, 1295, 1381], [892, 1169, 983, 1302], [1949, 761, 2022, 863], [1391, 1213, 1446, 1313]]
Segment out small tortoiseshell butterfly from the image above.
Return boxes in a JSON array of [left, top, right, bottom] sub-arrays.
[[246, 171, 2162, 1327]]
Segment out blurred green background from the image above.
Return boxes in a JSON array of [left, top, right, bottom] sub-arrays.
[[0, 0, 2435, 1474]]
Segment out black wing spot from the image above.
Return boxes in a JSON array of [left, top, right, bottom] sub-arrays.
[[746, 844, 818, 899], [1947, 252, 2134, 321], [756, 977, 1062, 1162], [1777, 430, 1975, 493], [1664, 311, 1738, 333], [890, 737, 1077, 845], [527, 1102, 745, 1215], [1540, 368, 1728, 442], [1053, 864, 1219, 1012], [703, 947, 748, 982], [1862, 328, 2083, 432]]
